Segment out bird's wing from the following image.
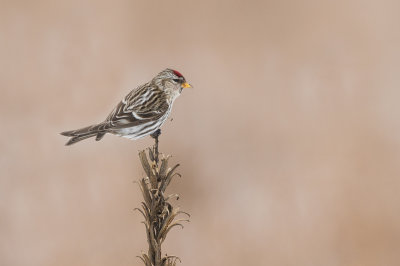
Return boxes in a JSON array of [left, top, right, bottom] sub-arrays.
[[103, 84, 169, 129]]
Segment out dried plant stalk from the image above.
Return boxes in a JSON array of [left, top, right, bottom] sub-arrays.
[[136, 136, 189, 266]]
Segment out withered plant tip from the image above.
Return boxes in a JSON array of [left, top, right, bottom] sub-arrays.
[[135, 132, 190, 266]]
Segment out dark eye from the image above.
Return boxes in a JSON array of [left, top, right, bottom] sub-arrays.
[[173, 79, 180, 83]]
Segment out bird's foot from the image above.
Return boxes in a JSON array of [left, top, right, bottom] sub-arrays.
[[150, 129, 161, 139]]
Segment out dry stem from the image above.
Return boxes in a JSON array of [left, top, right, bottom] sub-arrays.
[[136, 134, 189, 266]]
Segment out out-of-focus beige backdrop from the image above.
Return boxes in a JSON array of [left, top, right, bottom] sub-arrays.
[[1, 0, 400, 265]]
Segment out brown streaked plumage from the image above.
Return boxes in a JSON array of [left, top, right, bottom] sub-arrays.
[[61, 68, 192, 145]]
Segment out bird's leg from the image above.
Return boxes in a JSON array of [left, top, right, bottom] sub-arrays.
[[150, 129, 161, 164]]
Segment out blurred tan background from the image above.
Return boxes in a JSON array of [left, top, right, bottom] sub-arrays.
[[1, 0, 400, 265]]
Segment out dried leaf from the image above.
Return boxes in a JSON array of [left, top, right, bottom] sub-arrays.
[[141, 202, 151, 220], [162, 255, 181, 266], [137, 255, 151, 266], [160, 172, 181, 193], [143, 254, 152, 266], [166, 164, 180, 179], [177, 210, 191, 218], [159, 157, 170, 178], [165, 194, 179, 202], [149, 171, 158, 190], [139, 179, 152, 206], [158, 207, 181, 241], [148, 148, 155, 162], [161, 222, 185, 243], [165, 256, 181, 263], [139, 151, 151, 177], [161, 164, 180, 191], [134, 207, 147, 220]]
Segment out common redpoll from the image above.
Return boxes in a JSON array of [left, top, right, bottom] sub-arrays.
[[61, 69, 191, 145]]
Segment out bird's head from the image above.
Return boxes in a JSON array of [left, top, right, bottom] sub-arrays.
[[153, 69, 192, 101]]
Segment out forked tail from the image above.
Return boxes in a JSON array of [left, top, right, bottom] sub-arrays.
[[61, 124, 107, 146]]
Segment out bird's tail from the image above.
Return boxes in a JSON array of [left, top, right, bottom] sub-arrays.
[[61, 124, 107, 146]]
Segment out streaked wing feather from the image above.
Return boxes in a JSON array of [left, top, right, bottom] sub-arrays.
[[104, 84, 169, 129]]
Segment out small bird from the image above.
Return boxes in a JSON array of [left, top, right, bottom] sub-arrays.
[[61, 69, 192, 145]]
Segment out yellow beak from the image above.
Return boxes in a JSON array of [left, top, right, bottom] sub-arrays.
[[181, 82, 192, 88]]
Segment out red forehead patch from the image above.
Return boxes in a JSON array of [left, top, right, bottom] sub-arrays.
[[172, 70, 183, 77]]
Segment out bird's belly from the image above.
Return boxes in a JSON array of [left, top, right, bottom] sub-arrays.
[[115, 116, 169, 140]]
